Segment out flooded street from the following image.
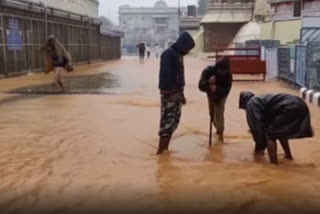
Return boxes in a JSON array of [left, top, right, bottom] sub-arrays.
[[0, 57, 320, 214]]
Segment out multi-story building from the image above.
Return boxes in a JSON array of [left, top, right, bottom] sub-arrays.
[[28, 0, 99, 18], [179, 5, 202, 36], [119, 0, 180, 53], [180, 17, 202, 36], [261, 0, 320, 44], [201, 0, 255, 52]]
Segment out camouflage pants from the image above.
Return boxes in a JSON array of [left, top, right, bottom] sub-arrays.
[[159, 94, 183, 140]]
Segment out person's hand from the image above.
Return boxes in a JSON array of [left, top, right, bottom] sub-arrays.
[[65, 63, 74, 72], [181, 95, 187, 105], [168, 92, 180, 103], [209, 84, 216, 92], [209, 75, 216, 85]]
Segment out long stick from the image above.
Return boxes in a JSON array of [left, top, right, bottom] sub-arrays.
[[209, 116, 213, 147]]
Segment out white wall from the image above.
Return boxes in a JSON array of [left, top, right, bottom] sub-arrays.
[[29, 0, 99, 18], [302, 17, 320, 28], [266, 47, 278, 81]]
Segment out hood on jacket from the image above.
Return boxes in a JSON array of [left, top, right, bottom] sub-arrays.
[[216, 57, 230, 72], [215, 57, 231, 79], [239, 91, 255, 109], [173, 32, 195, 55]]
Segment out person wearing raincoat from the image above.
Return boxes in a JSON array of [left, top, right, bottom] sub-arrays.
[[157, 32, 195, 155], [42, 35, 73, 92], [239, 91, 313, 165]]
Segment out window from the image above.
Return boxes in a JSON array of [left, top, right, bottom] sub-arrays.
[[293, 1, 302, 17]]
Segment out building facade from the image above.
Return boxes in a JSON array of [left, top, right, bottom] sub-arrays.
[[180, 17, 202, 36], [201, 0, 255, 52], [119, 0, 180, 54], [28, 0, 99, 18], [261, 0, 320, 44], [269, 0, 320, 20]]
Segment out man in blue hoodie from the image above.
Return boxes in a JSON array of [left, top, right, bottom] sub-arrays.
[[156, 32, 195, 155]]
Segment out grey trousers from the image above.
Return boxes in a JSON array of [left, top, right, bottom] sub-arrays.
[[208, 97, 227, 133]]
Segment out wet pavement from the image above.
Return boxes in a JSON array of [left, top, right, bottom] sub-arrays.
[[0, 57, 320, 214], [8, 73, 120, 95]]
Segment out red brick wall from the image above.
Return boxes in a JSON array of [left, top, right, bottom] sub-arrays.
[[203, 23, 244, 52]]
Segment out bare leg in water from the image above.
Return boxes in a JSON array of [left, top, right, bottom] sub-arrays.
[[266, 139, 278, 165], [54, 67, 65, 92], [57, 79, 65, 92], [279, 139, 293, 160], [209, 98, 225, 142]]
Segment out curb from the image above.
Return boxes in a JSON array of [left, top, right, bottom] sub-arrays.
[[300, 87, 320, 107]]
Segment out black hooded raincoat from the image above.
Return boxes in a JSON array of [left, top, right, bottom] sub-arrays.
[[198, 58, 233, 101], [239, 92, 313, 150], [159, 32, 195, 93]]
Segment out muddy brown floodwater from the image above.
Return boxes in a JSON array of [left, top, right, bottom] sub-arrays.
[[0, 57, 319, 214]]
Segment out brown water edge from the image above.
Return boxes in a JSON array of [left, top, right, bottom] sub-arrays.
[[0, 58, 319, 214], [7, 73, 121, 95]]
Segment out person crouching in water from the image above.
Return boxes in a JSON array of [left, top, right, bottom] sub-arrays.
[[157, 32, 195, 155], [199, 58, 233, 142], [42, 35, 73, 92], [239, 91, 313, 165]]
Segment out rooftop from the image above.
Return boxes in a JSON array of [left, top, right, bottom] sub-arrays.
[[202, 3, 254, 24], [267, 0, 300, 3]]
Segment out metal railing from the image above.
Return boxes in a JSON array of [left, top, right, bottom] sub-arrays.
[[276, 43, 320, 90]]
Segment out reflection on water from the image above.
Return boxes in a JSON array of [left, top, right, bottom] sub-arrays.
[[0, 95, 43, 106], [7, 73, 121, 95], [0, 58, 319, 213]]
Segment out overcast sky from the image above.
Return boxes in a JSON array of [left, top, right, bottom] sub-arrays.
[[99, 0, 198, 24]]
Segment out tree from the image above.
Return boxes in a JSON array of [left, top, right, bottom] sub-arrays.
[[198, 0, 207, 16]]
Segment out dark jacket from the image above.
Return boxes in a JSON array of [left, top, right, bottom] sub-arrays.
[[239, 92, 313, 150], [159, 32, 195, 93], [199, 58, 233, 101], [137, 43, 145, 54]]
